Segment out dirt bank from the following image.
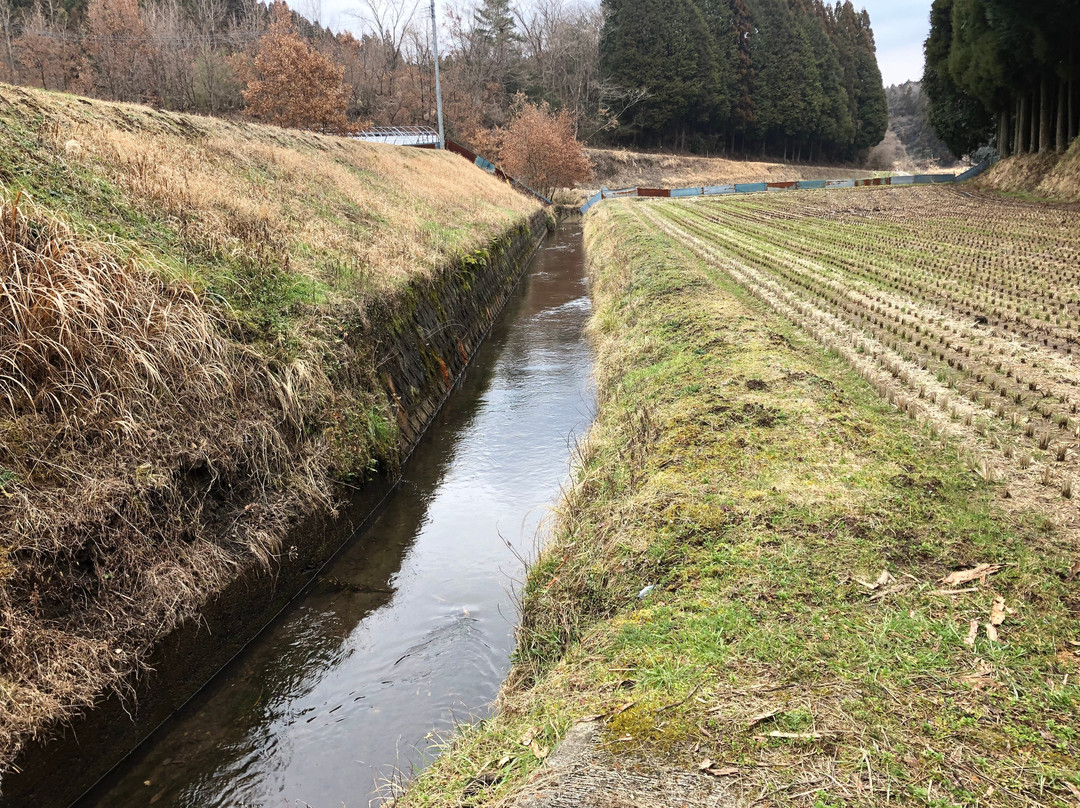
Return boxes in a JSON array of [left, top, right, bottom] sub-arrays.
[[585, 147, 873, 191], [975, 140, 1080, 201]]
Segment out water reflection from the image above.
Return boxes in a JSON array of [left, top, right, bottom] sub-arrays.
[[81, 223, 593, 808]]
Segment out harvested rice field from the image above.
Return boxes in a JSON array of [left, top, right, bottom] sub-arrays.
[[402, 185, 1080, 808], [645, 186, 1080, 512]]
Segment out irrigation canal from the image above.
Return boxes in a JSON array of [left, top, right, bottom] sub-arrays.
[[76, 222, 594, 808]]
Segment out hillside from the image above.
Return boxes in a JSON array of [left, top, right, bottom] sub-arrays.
[[884, 81, 957, 168], [0, 83, 537, 786], [974, 139, 1080, 202], [585, 148, 874, 191]]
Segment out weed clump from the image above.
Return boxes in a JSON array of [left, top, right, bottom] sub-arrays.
[[0, 190, 335, 768]]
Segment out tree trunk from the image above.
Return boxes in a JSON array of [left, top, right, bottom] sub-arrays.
[[1019, 94, 1029, 153], [1070, 74, 1076, 144], [1, 24, 14, 83], [1029, 91, 1038, 153], [998, 109, 1011, 156], [1057, 78, 1067, 152], [1040, 75, 1051, 153], [1015, 96, 1023, 154]]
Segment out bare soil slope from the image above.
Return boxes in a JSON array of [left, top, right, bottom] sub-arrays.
[[975, 139, 1080, 201]]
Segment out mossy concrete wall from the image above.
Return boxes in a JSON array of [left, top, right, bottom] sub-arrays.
[[1, 208, 550, 808]]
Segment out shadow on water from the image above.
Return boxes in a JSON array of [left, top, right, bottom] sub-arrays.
[[77, 222, 593, 808]]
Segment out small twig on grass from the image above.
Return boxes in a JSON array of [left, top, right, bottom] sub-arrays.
[[656, 683, 702, 714]]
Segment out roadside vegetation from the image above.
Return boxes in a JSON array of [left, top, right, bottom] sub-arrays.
[[0, 83, 536, 780], [402, 187, 1080, 807]]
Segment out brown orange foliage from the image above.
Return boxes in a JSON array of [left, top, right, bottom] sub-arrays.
[[495, 94, 592, 197], [238, 2, 350, 132]]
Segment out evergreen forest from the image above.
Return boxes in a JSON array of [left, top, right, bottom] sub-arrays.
[[923, 0, 1080, 158], [599, 0, 888, 160]]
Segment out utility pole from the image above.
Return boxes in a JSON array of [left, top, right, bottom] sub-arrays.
[[430, 0, 445, 149]]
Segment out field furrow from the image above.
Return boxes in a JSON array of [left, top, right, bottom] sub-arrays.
[[633, 188, 1080, 525]]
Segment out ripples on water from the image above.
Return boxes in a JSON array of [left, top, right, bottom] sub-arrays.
[[81, 223, 593, 808]]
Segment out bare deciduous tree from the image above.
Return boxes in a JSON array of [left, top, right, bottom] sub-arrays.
[[15, 0, 83, 92], [85, 0, 152, 101], [495, 93, 592, 196]]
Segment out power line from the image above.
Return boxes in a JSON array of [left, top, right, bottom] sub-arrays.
[[10, 27, 264, 44]]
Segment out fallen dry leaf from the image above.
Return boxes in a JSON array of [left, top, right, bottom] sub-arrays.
[[1068, 560, 1080, 581], [497, 755, 512, 768], [989, 596, 1013, 627], [959, 670, 994, 690], [530, 741, 549, 760], [856, 570, 895, 591], [934, 587, 979, 596], [519, 726, 539, 747], [941, 563, 1003, 586], [698, 759, 738, 776], [1064, 781, 1080, 800], [705, 766, 740, 777], [748, 708, 781, 727], [611, 700, 637, 716], [964, 619, 979, 647], [985, 622, 1000, 642]]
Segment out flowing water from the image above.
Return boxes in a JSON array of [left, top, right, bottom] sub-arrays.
[[77, 222, 593, 808]]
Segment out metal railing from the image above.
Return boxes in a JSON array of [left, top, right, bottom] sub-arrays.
[[353, 126, 441, 147], [445, 139, 553, 205], [579, 158, 997, 214]]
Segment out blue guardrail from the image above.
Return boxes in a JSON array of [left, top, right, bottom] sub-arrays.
[[579, 158, 996, 214]]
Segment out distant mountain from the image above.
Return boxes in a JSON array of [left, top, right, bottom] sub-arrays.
[[886, 81, 957, 167]]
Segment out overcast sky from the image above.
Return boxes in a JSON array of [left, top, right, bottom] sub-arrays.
[[304, 0, 932, 88], [859, 0, 932, 86]]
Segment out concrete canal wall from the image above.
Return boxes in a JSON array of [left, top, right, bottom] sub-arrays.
[[0, 209, 551, 808]]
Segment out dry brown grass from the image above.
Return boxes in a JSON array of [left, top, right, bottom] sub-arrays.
[[585, 147, 873, 192], [1, 83, 536, 299], [0, 190, 333, 768], [976, 142, 1080, 202], [0, 83, 540, 783]]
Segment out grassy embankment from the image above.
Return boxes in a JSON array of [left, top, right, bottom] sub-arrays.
[[975, 139, 1080, 202], [584, 147, 877, 193], [404, 189, 1079, 807], [0, 83, 536, 777]]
